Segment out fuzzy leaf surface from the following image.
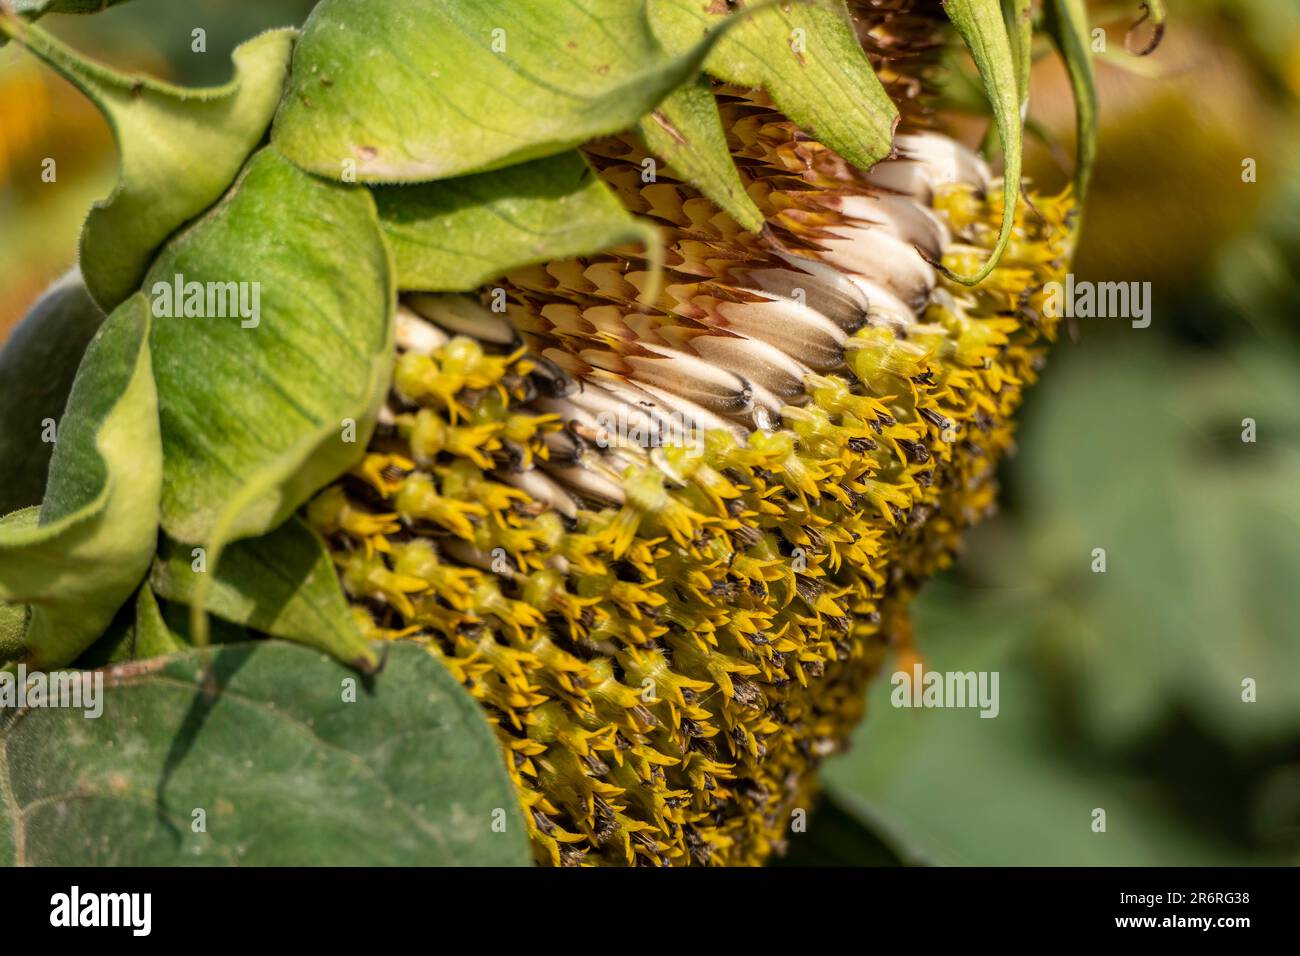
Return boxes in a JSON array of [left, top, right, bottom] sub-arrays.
[[649, 0, 898, 173], [637, 75, 764, 232], [0, 20, 294, 311], [150, 517, 376, 671], [376, 150, 660, 292], [143, 147, 393, 593], [272, 0, 738, 183], [0, 642, 531, 865], [0, 296, 161, 669]]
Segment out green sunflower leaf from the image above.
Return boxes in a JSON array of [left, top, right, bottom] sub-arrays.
[[0, 20, 295, 312], [0, 641, 531, 865], [271, 0, 746, 183], [0, 295, 161, 670], [150, 517, 377, 672], [0, 271, 105, 516], [938, 0, 1022, 285], [637, 76, 765, 233], [1043, 0, 1098, 205], [648, 0, 899, 174], [142, 147, 394, 643], [376, 150, 661, 293]]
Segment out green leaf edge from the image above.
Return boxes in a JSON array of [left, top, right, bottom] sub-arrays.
[[0, 17, 296, 311], [938, 0, 1023, 286], [376, 150, 666, 298], [0, 295, 161, 670], [637, 76, 765, 233], [152, 517, 377, 672], [1043, 0, 1098, 213], [1, 640, 532, 866], [649, 0, 900, 175]]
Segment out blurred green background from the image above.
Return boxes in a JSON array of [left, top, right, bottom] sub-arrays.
[[2, 0, 1297, 865]]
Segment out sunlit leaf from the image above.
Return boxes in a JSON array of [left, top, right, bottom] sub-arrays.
[[375, 151, 661, 293], [272, 0, 740, 183], [637, 76, 764, 232], [143, 147, 394, 634], [938, 0, 1022, 285], [649, 0, 898, 173], [151, 517, 378, 671], [0, 19, 294, 310]]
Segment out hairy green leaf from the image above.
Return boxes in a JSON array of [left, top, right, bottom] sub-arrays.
[[0, 271, 105, 516], [649, 0, 898, 174], [1044, 0, 1098, 206], [376, 151, 661, 292], [272, 0, 749, 183], [143, 147, 394, 634], [0, 596, 30, 662], [0, 19, 294, 311], [0, 641, 531, 865], [151, 517, 377, 672], [637, 76, 764, 232], [939, 0, 1022, 285], [0, 295, 161, 669]]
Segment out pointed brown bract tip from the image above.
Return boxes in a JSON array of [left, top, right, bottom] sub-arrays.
[[1126, 2, 1167, 57]]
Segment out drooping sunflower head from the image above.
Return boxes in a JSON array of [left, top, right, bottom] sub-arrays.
[[0, 0, 1155, 866]]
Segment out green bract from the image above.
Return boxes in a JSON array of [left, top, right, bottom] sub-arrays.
[[648, 0, 898, 173], [0, 20, 294, 311], [273, 0, 741, 183], [637, 76, 765, 232], [143, 147, 393, 641], [0, 296, 161, 669], [150, 518, 377, 671], [375, 151, 662, 293], [937, 0, 1022, 285]]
